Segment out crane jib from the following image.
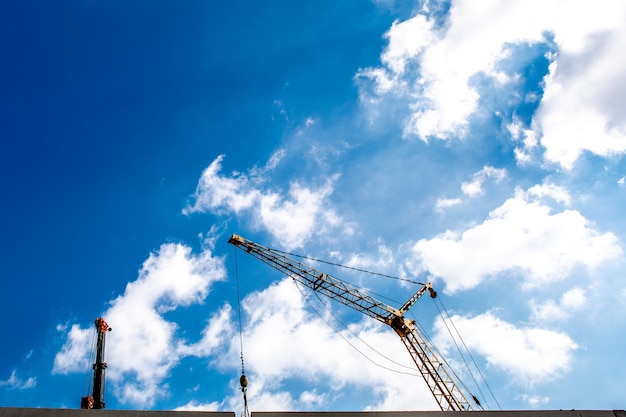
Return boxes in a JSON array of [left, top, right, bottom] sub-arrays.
[[227, 233, 474, 411]]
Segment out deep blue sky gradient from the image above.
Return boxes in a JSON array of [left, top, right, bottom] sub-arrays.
[[0, 1, 397, 408], [1, 0, 625, 411]]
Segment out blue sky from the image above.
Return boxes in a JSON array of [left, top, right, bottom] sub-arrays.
[[1, 0, 625, 412]]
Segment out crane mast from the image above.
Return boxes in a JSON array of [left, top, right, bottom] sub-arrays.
[[81, 318, 111, 410], [228, 234, 474, 411]]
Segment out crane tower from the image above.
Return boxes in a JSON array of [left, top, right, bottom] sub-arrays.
[[81, 318, 111, 410]]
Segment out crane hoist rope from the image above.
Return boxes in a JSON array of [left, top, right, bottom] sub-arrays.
[[82, 325, 98, 401], [228, 233, 480, 411], [233, 247, 250, 417]]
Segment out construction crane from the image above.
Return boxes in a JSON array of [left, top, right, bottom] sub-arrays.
[[228, 234, 475, 411], [81, 318, 111, 410]]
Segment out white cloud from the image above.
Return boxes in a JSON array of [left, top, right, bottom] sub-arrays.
[[0, 370, 36, 390], [522, 183, 571, 206], [181, 305, 234, 357], [536, 19, 626, 169], [518, 393, 550, 408], [359, 1, 626, 167], [461, 166, 507, 197], [258, 180, 339, 250], [357, 67, 400, 97], [174, 400, 221, 411], [530, 287, 586, 322], [434, 167, 507, 212], [299, 390, 327, 408], [513, 128, 540, 165], [52, 323, 93, 375], [434, 312, 578, 384], [435, 198, 462, 211], [184, 155, 343, 250], [242, 385, 295, 412], [460, 182, 482, 198], [381, 16, 435, 75], [561, 287, 586, 309], [183, 155, 260, 215], [340, 241, 395, 271], [363, 2, 547, 139], [176, 378, 254, 413], [53, 242, 228, 408], [529, 299, 568, 322], [409, 185, 622, 293], [257, 149, 287, 173]]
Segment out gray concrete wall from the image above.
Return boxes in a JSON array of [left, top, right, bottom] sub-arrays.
[[253, 411, 625, 417], [0, 409, 234, 417]]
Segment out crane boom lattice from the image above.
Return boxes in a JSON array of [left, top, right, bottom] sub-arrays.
[[228, 234, 474, 411]]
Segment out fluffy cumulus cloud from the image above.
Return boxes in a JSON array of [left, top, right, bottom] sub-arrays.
[[461, 166, 507, 197], [358, 0, 626, 168], [435, 198, 462, 211], [530, 287, 586, 322], [409, 185, 622, 293], [183, 155, 261, 216], [184, 154, 343, 250], [53, 323, 94, 374], [534, 6, 626, 169], [53, 242, 229, 407], [434, 312, 578, 384]]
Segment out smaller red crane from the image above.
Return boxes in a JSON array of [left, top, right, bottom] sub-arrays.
[[81, 318, 111, 410]]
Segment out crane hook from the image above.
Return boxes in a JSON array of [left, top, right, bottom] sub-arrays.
[[239, 373, 249, 417]]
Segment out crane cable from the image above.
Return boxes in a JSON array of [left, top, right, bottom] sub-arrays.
[[83, 325, 98, 397], [233, 248, 250, 417], [270, 248, 426, 286], [431, 298, 484, 408], [406, 309, 480, 410], [432, 296, 501, 410]]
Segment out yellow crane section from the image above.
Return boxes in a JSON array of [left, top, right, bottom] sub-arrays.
[[228, 233, 474, 411]]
